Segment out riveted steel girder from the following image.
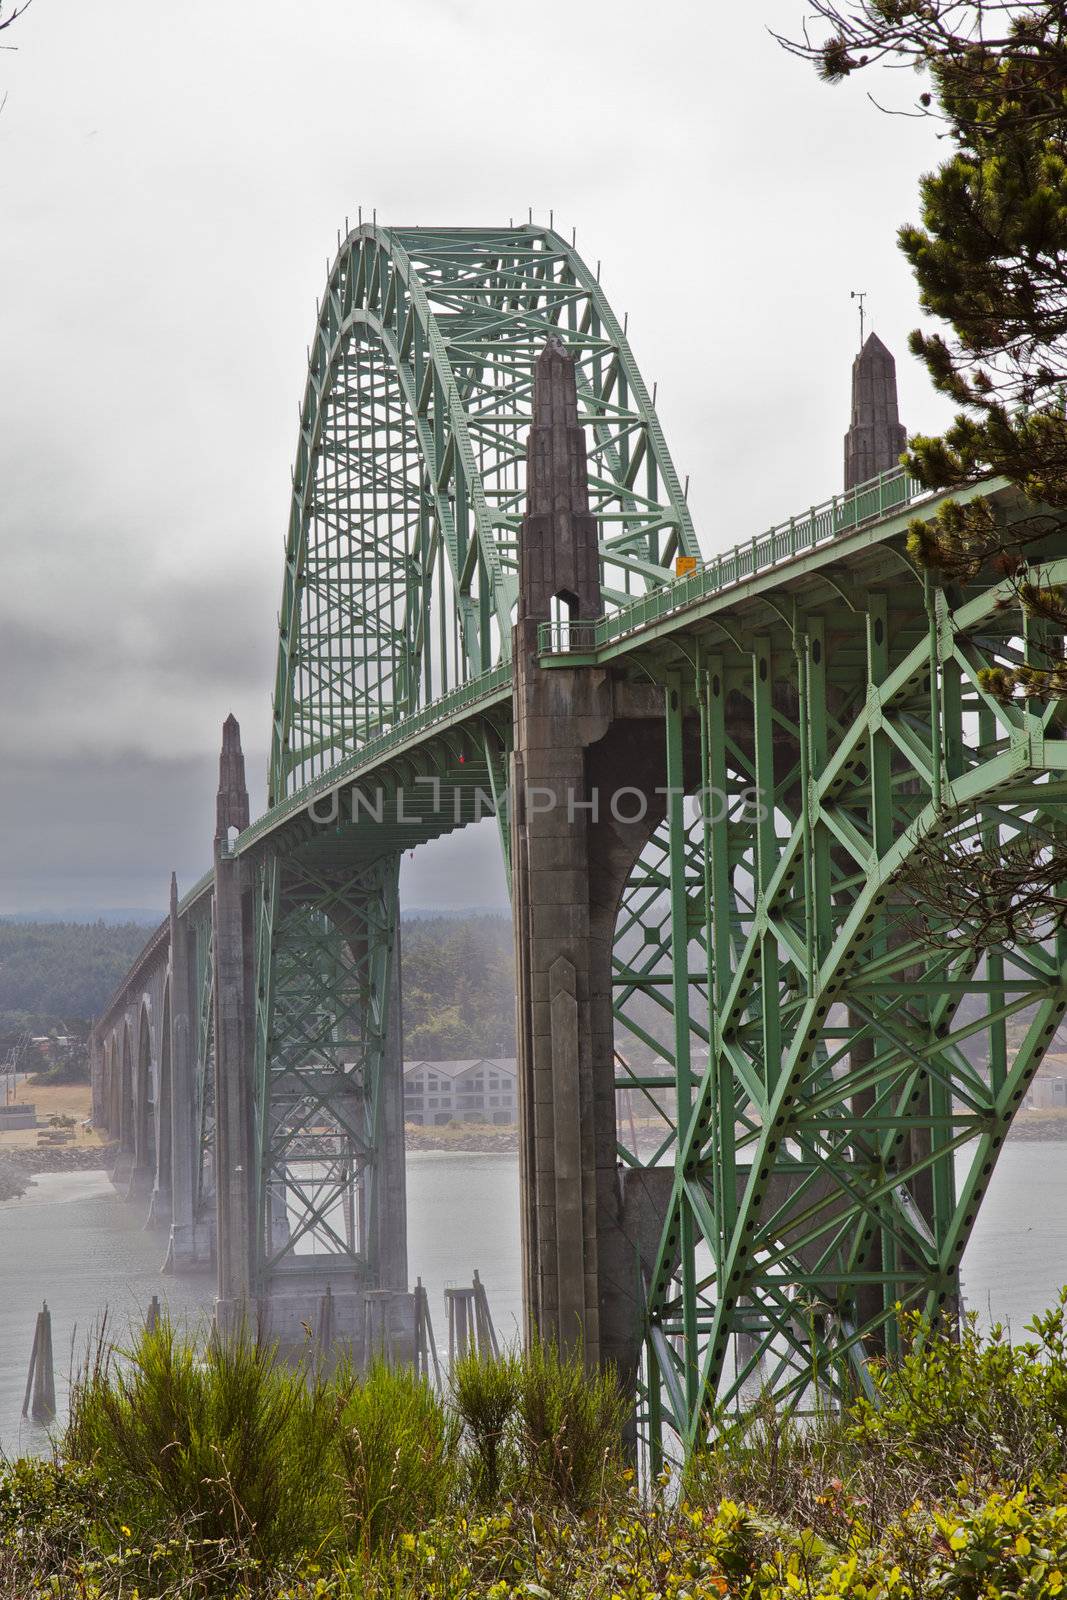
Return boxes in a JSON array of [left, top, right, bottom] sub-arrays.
[[619, 556, 1067, 1459]]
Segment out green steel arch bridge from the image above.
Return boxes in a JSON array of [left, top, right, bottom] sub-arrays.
[[91, 223, 1067, 1460]]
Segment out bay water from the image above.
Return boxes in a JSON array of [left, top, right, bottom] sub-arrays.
[[0, 1142, 1060, 1457]]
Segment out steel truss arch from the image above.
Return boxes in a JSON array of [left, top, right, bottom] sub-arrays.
[[270, 224, 698, 803], [156, 221, 1067, 1462]]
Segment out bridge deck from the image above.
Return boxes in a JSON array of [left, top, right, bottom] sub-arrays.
[[102, 461, 1006, 1037]]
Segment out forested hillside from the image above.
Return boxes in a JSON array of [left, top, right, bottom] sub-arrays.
[[401, 916, 515, 1057], [0, 919, 155, 1048], [0, 915, 516, 1061]]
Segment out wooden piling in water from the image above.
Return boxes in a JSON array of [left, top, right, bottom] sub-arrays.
[[414, 1277, 442, 1390], [22, 1302, 56, 1422], [446, 1272, 499, 1367], [445, 1286, 476, 1364], [317, 1283, 335, 1361], [472, 1270, 500, 1359]]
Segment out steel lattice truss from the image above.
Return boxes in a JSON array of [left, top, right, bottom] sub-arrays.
[[614, 565, 1067, 1459], [163, 221, 1067, 1461], [270, 225, 698, 801], [251, 858, 397, 1274]]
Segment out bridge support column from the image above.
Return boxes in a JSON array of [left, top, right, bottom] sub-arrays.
[[165, 874, 212, 1270], [90, 1035, 105, 1128], [374, 916, 407, 1293], [512, 340, 670, 1390], [244, 850, 411, 1359], [212, 716, 256, 1332], [110, 1024, 135, 1187]]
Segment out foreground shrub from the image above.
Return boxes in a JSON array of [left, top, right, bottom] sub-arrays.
[[451, 1342, 628, 1512], [334, 1358, 459, 1556], [512, 1339, 628, 1510], [851, 1296, 1067, 1492], [689, 1290, 1067, 1544], [65, 1319, 342, 1564], [0, 1456, 104, 1572], [451, 1347, 521, 1502], [6, 1296, 1067, 1597]]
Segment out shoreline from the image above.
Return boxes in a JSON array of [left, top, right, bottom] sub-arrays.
[[1007, 1109, 1067, 1141], [0, 1141, 118, 1202], [405, 1123, 518, 1153], [404, 1109, 1067, 1154], [0, 1109, 1057, 1191]]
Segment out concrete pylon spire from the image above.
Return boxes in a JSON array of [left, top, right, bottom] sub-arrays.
[[843, 331, 907, 490], [169, 871, 178, 916], [215, 713, 250, 842], [518, 337, 601, 625]]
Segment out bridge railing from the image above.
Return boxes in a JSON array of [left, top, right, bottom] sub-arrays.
[[538, 464, 927, 655], [179, 467, 926, 893], [237, 660, 515, 852]]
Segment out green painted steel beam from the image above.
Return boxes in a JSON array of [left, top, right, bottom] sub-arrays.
[[153, 219, 1067, 1473]]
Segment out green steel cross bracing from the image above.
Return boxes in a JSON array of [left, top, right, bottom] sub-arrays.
[[623, 558, 1067, 1458], [155, 220, 1067, 1468], [252, 856, 399, 1279]]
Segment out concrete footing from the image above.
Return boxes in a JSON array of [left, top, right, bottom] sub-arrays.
[[162, 1220, 215, 1274], [110, 1150, 133, 1187], [215, 1286, 417, 1369], [125, 1164, 154, 1204]]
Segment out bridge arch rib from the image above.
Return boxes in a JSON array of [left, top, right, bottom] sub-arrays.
[[269, 224, 698, 804]]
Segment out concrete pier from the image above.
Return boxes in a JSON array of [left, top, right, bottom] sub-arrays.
[[511, 339, 674, 1389], [212, 715, 257, 1334]]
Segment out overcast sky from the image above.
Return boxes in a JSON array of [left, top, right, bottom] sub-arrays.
[[0, 0, 950, 918]]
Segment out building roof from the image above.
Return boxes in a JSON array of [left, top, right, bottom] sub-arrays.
[[404, 1057, 517, 1081]]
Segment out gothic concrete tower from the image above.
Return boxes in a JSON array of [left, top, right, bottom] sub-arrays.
[[843, 332, 907, 489]]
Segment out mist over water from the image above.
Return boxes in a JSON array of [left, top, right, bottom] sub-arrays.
[[0, 1143, 1059, 1457], [0, 1152, 522, 1458]]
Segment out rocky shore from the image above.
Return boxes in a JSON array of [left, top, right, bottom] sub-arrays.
[[1008, 1109, 1067, 1142], [404, 1122, 518, 1153], [0, 1141, 116, 1202], [402, 1110, 1067, 1156]]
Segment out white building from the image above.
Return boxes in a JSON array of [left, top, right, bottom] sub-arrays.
[[403, 1058, 518, 1125], [1028, 1075, 1067, 1109]]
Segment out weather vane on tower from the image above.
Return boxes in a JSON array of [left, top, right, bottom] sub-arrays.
[[850, 289, 867, 350]]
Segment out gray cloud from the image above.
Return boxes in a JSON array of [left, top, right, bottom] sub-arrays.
[[0, 749, 228, 915], [0, 0, 953, 912]]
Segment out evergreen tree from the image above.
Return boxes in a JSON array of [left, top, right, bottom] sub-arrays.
[[781, 3, 1067, 934]]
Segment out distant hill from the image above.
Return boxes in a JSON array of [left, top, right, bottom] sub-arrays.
[[0, 920, 153, 1045], [0, 914, 514, 1061], [402, 915, 515, 1057], [0, 908, 162, 926]]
